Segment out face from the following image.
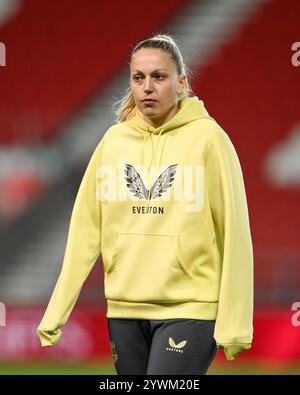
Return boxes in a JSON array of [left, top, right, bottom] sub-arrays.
[[130, 48, 186, 128]]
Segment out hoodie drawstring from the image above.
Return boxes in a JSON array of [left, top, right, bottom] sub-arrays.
[[140, 127, 166, 206], [141, 131, 148, 172]]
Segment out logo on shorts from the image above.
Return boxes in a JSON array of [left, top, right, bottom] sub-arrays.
[[110, 341, 118, 362], [166, 337, 187, 353]]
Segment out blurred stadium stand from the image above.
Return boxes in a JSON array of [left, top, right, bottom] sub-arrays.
[[0, 0, 300, 369]]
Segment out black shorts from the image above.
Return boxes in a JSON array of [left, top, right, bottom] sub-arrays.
[[107, 318, 218, 375]]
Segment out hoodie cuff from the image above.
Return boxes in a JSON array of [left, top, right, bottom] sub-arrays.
[[217, 343, 252, 361], [36, 328, 62, 347]]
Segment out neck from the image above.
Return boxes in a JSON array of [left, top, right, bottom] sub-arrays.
[[143, 102, 180, 129]]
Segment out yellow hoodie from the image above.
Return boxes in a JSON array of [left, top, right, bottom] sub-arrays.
[[36, 96, 253, 361]]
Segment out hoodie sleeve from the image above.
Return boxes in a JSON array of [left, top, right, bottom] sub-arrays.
[[206, 124, 254, 361], [36, 138, 104, 347]]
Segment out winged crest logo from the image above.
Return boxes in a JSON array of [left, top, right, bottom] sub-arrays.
[[110, 341, 118, 362], [168, 337, 187, 349], [124, 163, 178, 200]]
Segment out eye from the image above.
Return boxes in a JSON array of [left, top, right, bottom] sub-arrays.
[[133, 75, 142, 81], [132, 73, 165, 82]]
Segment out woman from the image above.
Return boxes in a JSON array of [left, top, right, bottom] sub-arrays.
[[36, 34, 253, 375]]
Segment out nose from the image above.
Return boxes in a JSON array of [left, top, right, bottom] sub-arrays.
[[144, 76, 153, 93]]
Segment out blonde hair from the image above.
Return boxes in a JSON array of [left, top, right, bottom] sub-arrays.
[[113, 33, 194, 123]]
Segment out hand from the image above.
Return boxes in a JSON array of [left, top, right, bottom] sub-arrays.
[[217, 343, 252, 361]]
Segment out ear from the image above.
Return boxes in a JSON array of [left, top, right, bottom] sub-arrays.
[[177, 74, 186, 95]]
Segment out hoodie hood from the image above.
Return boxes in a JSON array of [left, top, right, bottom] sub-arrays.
[[125, 95, 213, 134], [124, 96, 214, 205]]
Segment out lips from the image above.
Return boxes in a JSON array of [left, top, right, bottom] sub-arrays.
[[142, 99, 157, 103]]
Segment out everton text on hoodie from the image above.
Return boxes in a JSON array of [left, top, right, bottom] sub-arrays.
[[36, 96, 254, 361]]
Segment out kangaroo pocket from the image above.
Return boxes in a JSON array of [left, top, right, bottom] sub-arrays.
[[104, 232, 198, 303]]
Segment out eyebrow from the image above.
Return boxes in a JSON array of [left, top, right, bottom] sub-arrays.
[[132, 68, 168, 73]]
